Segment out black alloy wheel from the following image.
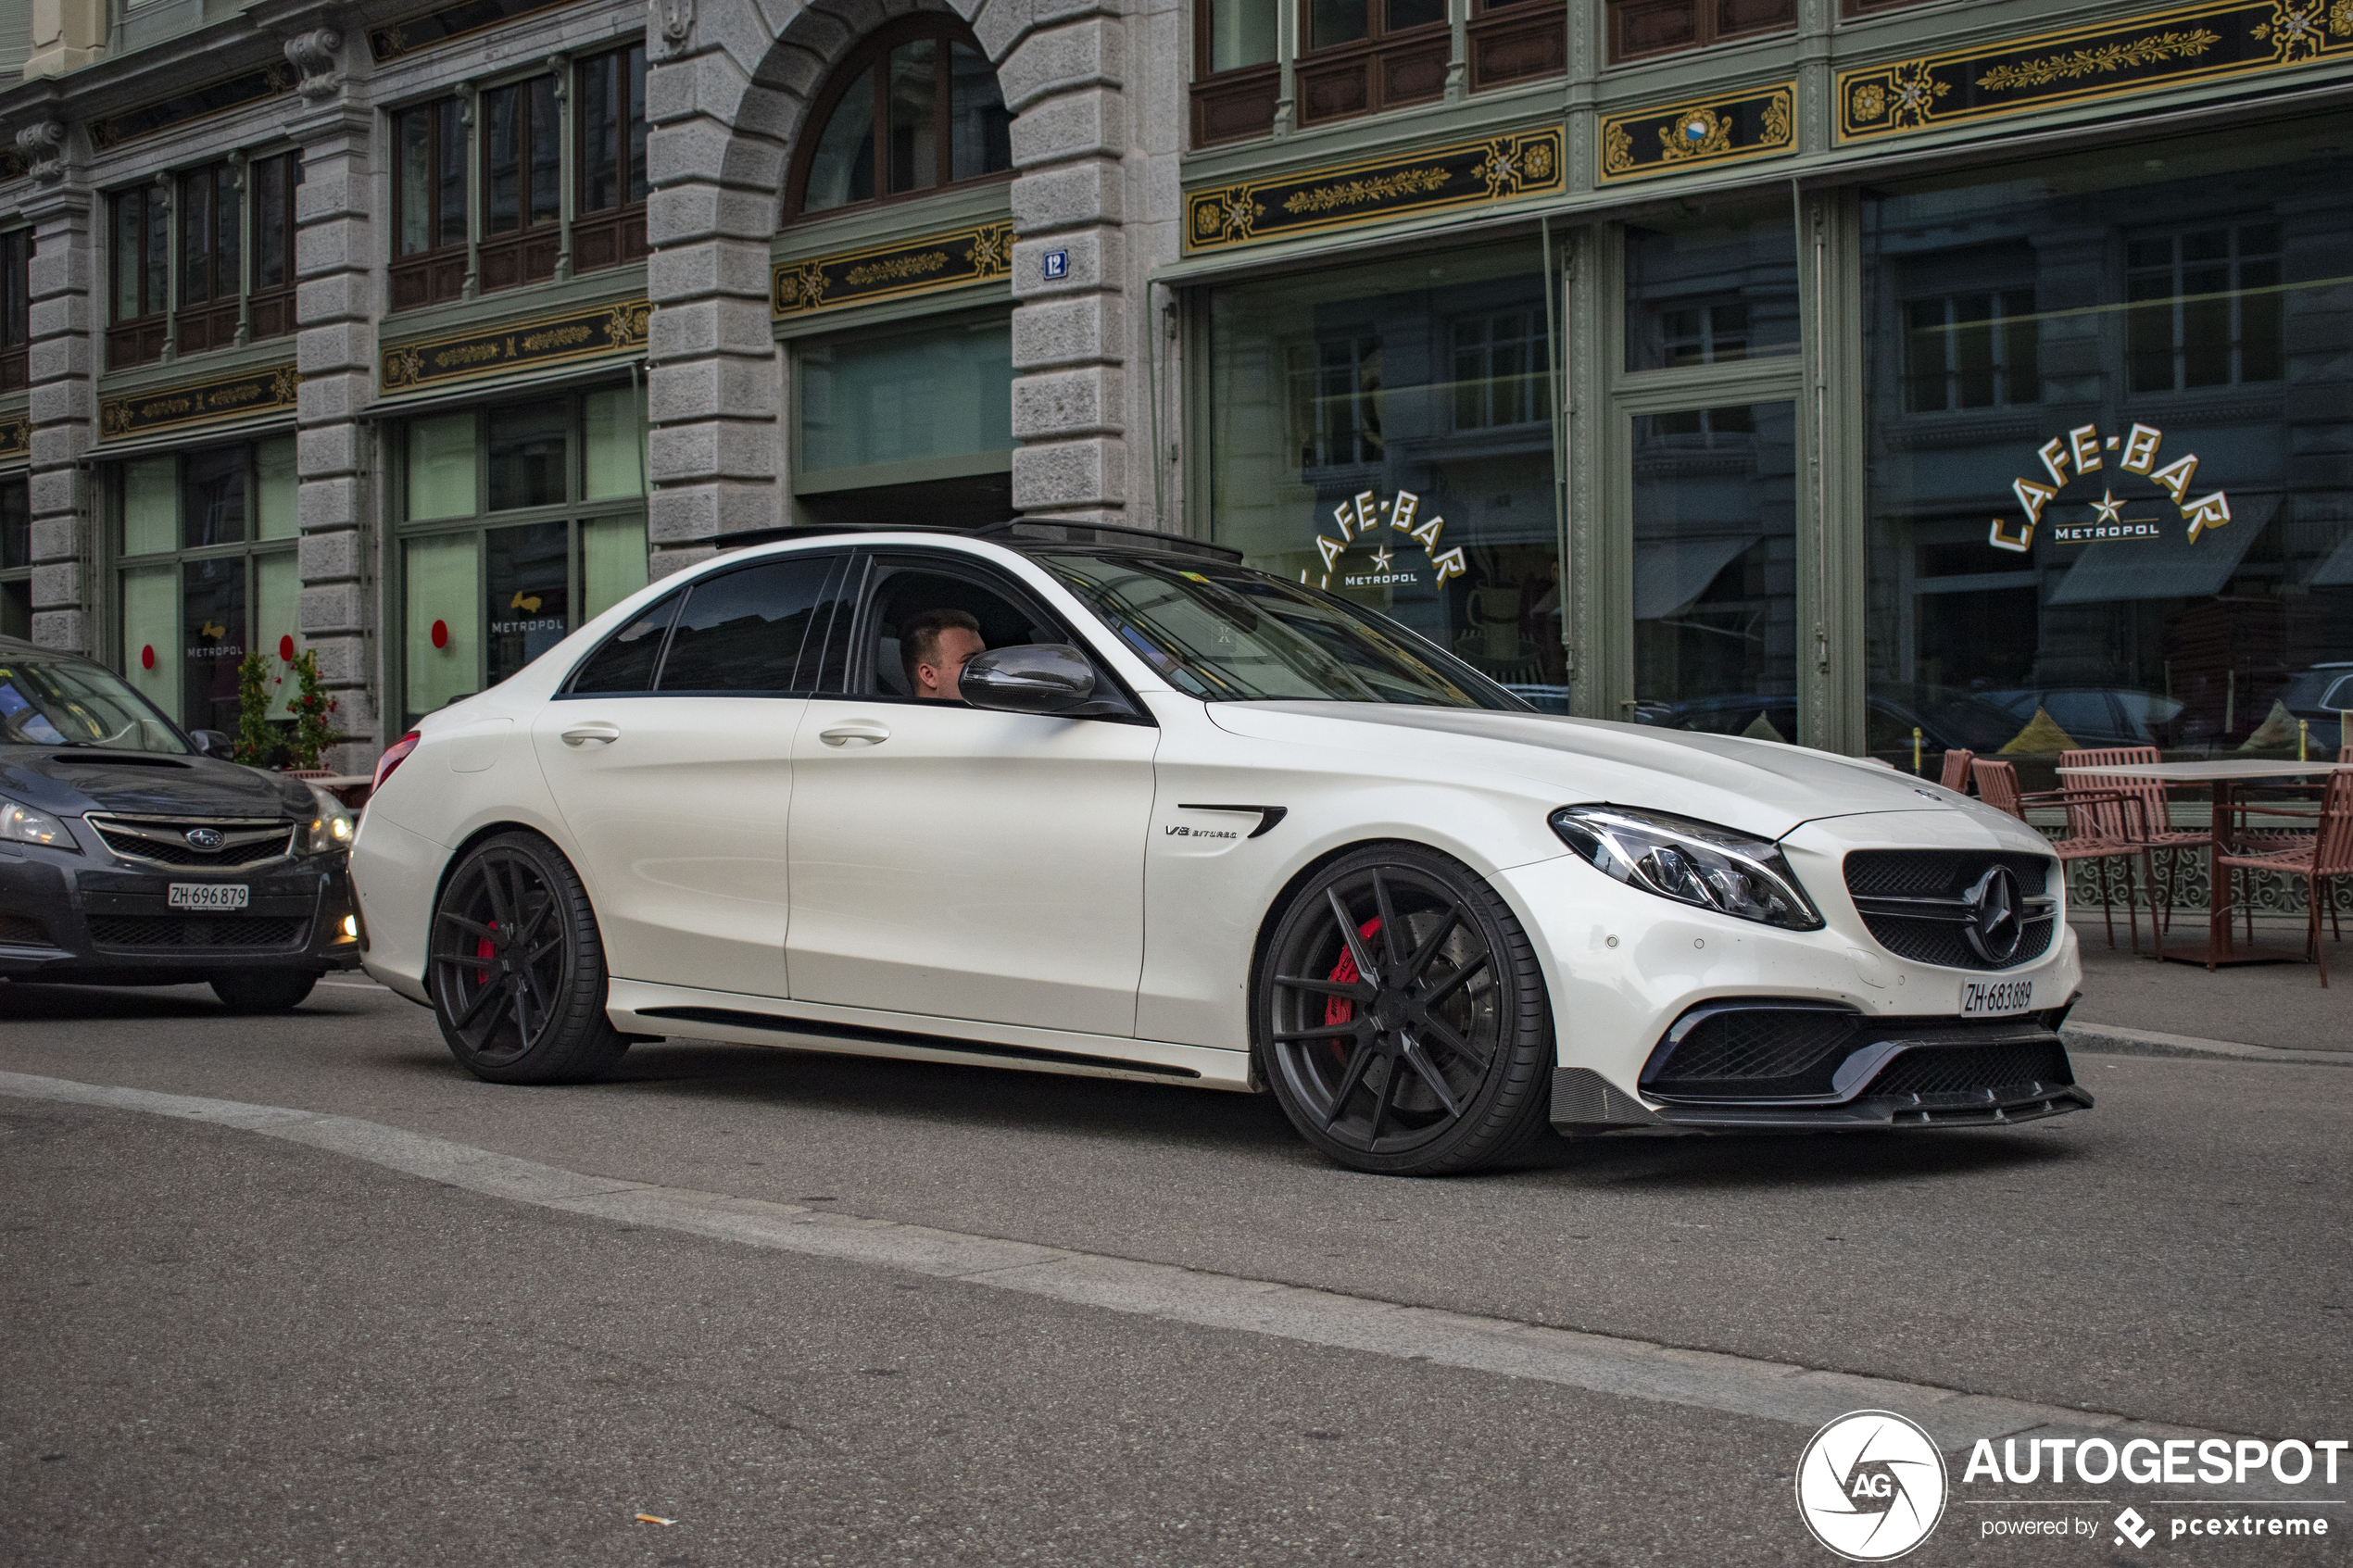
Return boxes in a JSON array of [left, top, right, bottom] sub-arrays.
[[1258, 845, 1555, 1175], [429, 831, 631, 1085]]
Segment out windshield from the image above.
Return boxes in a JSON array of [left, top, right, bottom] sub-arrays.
[[1037, 551, 1528, 709], [0, 654, 189, 754]]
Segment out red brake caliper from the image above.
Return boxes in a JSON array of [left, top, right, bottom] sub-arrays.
[[1323, 917, 1384, 1059], [476, 922, 497, 986]]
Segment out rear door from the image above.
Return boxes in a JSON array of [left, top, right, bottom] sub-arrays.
[[530, 550, 854, 998]]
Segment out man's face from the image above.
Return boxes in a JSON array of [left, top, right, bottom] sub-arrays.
[[917, 627, 987, 700]]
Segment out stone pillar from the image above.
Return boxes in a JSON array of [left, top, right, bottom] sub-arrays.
[[19, 151, 94, 654], [643, 26, 786, 577], [287, 85, 380, 771], [1001, 3, 1129, 523], [25, 0, 107, 78]]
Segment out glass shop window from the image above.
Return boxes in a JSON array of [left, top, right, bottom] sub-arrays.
[[1205, 244, 1567, 709], [1624, 198, 1798, 373], [1861, 122, 2353, 782], [396, 387, 650, 725], [789, 17, 1011, 219]]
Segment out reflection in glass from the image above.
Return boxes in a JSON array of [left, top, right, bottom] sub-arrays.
[[887, 41, 938, 193], [182, 557, 246, 734], [120, 564, 178, 719], [1312, 0, 1368, 48], [804, 67, 876, 212], [1624, 200, 1797, 372], [487, 406, 569, 511], [485, 522, 569, 687], [798, 319, 1013, 474], [1862, 125, 2353, 777], [1629, 403, 1798, 736], [182, 447, 247, 549], [1207, 245, 1564, 708], [948, 42, 1012, 182], [1209, 0, 1277, 69]]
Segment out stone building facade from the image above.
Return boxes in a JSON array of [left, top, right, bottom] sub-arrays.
[[4, 0, 2351, 776]]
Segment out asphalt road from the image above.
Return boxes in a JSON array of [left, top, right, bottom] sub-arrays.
[[3, 976, 2347, 1565]]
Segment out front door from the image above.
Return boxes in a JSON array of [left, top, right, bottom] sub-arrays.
[[785, 551, 1157, 1037], [530, 551, 850, 998]]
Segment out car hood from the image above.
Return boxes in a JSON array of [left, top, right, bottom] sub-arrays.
[[0, 747, 312, 819], [1203, 702, 2013, 840]]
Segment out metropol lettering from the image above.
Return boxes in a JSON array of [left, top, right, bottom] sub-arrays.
[[1305, 491, 1469, 591], [1992, 421, 2231, 554]]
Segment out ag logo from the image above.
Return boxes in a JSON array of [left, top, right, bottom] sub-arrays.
[[1795, 1411, 1947, 1562]]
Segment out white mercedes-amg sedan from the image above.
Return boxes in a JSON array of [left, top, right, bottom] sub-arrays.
[[349, 521, 2090, 1175]]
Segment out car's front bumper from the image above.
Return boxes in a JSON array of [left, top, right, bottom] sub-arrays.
[[0, 843, 361, 983], [1495, 809, 2089, 1134]]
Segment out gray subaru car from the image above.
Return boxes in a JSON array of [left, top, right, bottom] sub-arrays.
[[0, 635, 360, 1010]]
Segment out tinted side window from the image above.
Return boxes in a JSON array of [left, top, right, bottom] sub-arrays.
[[568, 593, 681, 694], [657, 555, 837, 693]]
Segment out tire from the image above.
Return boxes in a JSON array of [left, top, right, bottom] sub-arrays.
[[1257, 845, 1555, 1176], [209, 970, 320, 1013], [428, 831, 631, 1085]]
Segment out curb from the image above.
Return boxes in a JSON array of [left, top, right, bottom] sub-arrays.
[[2061, 1022, 2351, 1067]]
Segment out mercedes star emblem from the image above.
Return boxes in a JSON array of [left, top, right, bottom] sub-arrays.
[[1962, 865, 2023, 964]]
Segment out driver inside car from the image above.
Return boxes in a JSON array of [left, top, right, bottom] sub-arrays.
[[901, 608, 987, 700]]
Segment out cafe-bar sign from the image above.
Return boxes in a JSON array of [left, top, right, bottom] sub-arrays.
[[1303, 490, 1467, 590], [1990, 420, 2228, 553]]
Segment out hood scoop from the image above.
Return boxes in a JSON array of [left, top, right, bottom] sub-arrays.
[[43, 750, 193, 769]]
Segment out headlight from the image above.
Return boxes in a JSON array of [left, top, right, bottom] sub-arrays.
[[0, 797, 78, 851], [1550, 805, 1822, 931], [305, 784, 355, 855]]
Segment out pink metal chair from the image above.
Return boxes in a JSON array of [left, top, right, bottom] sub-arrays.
[[2058, 746, 2208, 936], [1938, 747, 1975, 794], [2212, 770, 2353, 985], [1973, 758, 2158, 953]]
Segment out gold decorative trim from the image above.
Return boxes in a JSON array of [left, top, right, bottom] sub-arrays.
[[0, 413, 29, 460], [1840, 0, 2353, 142], [1598, 85, 1798, 183], [773, 221, 1013, 318], [1184, 130, 1563, 254], [98, 364, 299, 442], [380, 298, 651, 395]]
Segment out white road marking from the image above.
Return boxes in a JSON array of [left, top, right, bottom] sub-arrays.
[[0, 1069, 2249, 1452]]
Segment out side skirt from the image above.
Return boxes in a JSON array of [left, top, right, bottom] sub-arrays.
[[605, 979, 1256, 1091]]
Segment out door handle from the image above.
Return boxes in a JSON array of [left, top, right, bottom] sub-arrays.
[[819, 719, 892, 747], [560, 721, 621, 747]]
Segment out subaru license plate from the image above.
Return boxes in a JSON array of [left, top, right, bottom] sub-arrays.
[[1958, 977, 2032, 1017], [168, 883, 249, 911]]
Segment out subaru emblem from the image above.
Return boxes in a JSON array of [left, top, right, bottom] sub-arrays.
[[185, 828, 225, 851]]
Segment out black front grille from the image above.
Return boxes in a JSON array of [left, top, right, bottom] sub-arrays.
[[1843, 850, 2058, 972], [1862, 1041, 2074, 1099], [1845, 851, 2053, 899], [0, 913, 51, 947], [87, 916, 308, 950], [90, 823, 294, 867], [1646, 1007, 1860, 1097]]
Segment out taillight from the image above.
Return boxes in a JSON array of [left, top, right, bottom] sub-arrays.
[[371, 732, 422, 794]]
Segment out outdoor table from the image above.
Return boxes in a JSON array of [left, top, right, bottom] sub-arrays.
[[2056, 759, 2353, 968]]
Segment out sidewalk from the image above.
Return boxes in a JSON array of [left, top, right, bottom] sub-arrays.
[[2063, 915, 2348, 1059]]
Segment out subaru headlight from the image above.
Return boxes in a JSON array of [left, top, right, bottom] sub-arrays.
[[0, 797, 78, 851], [305, 784, 355, 855], [1550, 805, 1822, 931]]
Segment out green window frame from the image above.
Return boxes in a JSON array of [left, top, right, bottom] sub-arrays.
[[393, 384, 651, 728], [109, 437, 302, 734]]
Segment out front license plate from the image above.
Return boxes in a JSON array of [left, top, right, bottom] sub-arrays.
[[1958, 977, 2033, 1017], [168, 883, 249, 911]]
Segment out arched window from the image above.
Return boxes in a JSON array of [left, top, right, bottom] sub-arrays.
[[788, 16, 1012, 218]]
